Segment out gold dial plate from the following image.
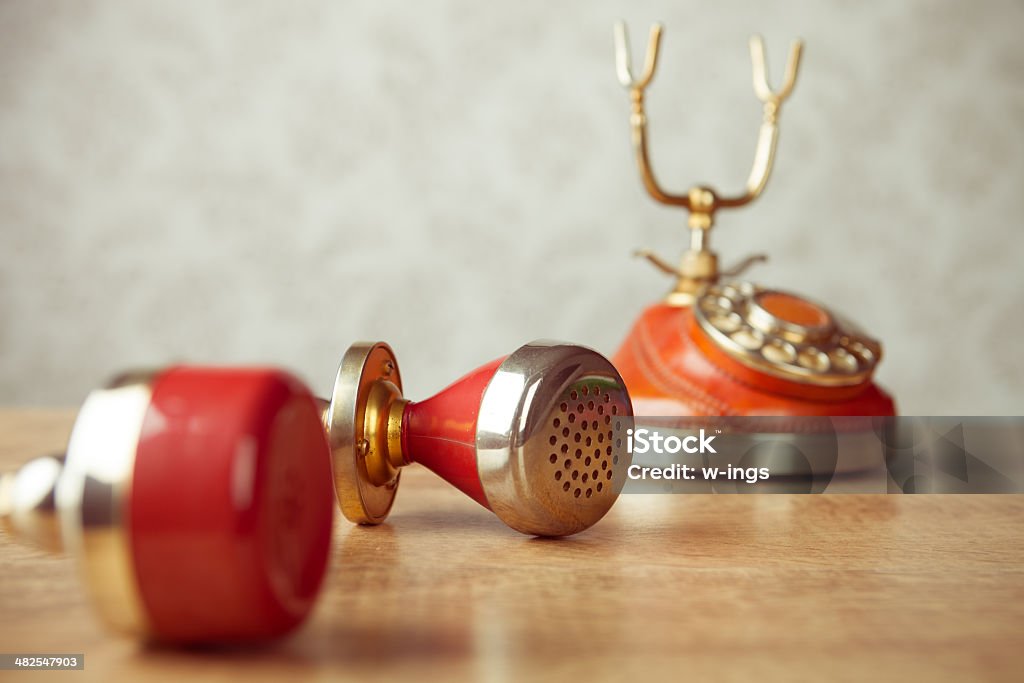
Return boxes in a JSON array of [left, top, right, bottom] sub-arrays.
[[694, 281, 882, 387], [326, 342, 403, 525]]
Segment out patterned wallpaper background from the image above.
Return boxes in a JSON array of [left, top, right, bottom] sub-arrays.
[[2, 0, 1022, 413]]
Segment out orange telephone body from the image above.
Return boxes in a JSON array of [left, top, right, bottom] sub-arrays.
[[613, 298, 896, 418]]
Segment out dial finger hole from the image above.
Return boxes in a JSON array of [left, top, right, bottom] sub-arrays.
[[829, 348, 858, 373], [797, 347, 829, 372], [762, 340, 796, 364], [710, 312, 743, 334], [731, 327, 764, 351]]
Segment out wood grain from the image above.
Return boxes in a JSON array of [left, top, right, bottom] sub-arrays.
[[1, 409, 1022, 682]]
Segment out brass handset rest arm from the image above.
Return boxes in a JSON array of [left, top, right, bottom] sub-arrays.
[[614, 21, 803, 304], [615, 23, 692, 209], [614, 22, 803, 215], [719, 36, 803, 209]]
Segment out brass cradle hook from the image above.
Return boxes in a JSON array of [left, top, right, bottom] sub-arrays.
[[614, 21, 804, 305]]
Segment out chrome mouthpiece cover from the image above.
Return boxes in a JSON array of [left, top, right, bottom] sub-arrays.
[[475, 341, 634, 536]]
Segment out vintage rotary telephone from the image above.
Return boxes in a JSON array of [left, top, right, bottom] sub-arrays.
[[610, 23, 895, 418]]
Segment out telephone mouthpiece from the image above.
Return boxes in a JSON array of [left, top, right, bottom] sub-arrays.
[[326, 340, 634, 537]]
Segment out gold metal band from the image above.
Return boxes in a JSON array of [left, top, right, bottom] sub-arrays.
[[57, 377, 153, 636], [326, 342, 405, 525]]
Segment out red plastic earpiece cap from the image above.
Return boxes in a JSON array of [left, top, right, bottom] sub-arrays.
[[130, 367, 334, 642]]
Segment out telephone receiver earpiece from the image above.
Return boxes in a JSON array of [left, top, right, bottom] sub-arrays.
[[0, 368, 335, 643]]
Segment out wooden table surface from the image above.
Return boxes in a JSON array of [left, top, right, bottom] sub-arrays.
[[1, 409, 1022, 682]]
